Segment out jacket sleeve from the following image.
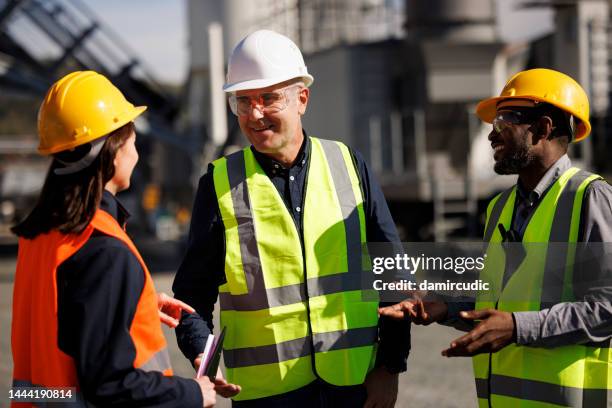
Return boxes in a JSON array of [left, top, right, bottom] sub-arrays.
[[173, 168, 227, 363], [57, 235, 203, 407], [513, 180, 612, 347], [350, 148, 411, 373], [439, 301, 476, 332]]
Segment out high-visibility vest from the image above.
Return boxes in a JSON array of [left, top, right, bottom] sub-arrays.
[[213, 137, 379, 401], [11, 210, 172, 407], [474, 167, 611, 407]]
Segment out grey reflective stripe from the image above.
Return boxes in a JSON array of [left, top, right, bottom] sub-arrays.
[[474, 378, 488, 399], [541, 170, 595, 308], [138, 347, 172, 372], [308, 270, 363, 296], [219, 271, 364, 311], [484, 188, 513, 242], [226, 151, 266, 295], [489, 374, 609, 407], [549, 170, 594, 242], [12, 379, 88, 407], [220, 282, 304, 311], [313, 326, 377, 352], [221, 140, 366, 312], [318, 139, 362, 276], [224, 335, 313, 368], [224, 326, 377, 368], [583, 388, 609, 407]]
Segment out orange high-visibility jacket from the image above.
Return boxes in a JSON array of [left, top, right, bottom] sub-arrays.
[[11, 210, 172, 405]]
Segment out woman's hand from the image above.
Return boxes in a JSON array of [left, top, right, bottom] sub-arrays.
[[157, 292, 195, 328]]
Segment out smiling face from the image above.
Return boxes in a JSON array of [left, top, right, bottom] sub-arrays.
[[488, 103, 540, 175], [234, 80, 309, 162]]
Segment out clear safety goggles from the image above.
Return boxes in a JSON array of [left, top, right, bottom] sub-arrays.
[[228, 84, 302, 116]]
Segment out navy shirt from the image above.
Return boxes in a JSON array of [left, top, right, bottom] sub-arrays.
[[173, 135, 410, 375], [56, 191, 202, 407]]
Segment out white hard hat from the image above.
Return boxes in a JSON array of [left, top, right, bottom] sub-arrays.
[[223, 30, 314, 93]]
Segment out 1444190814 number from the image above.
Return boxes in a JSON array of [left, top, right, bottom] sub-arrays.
[[8, 386, 76, 402]]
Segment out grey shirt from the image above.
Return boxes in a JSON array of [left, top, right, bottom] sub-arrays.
[[446, 154, 612, 347]]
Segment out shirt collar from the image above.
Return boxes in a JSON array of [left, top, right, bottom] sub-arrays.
[[101, 190, 130, 226], [516, 154, 572, 203], [251, 131, 309, 176]]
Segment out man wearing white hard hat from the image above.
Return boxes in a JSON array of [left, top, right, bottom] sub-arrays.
[[173, 30, 409, 407]]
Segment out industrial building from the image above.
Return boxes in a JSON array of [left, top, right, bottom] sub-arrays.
[[187, 0, 611, 241], [0, 0, 610, 243]]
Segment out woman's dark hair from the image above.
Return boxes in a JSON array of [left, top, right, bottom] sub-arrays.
[[12, 122, 135, 239]]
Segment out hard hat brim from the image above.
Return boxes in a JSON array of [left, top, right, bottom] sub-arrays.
[[476, 95, 591, 142], [38, 105, 147, 155], [223, 74, 314, 93]]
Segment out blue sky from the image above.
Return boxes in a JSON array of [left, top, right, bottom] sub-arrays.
[[81, 0, 187, 84]]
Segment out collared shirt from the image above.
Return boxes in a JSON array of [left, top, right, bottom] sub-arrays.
[[513, 154, 612, 241], [173, 134, 411, 375], [444, 155, 612, 347], [251, 135, 309, 233], [56, 190, 202, 407], [513, 155, 571, 237]]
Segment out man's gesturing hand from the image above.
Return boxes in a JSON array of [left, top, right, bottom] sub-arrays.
[[442, 309, 515, 357]]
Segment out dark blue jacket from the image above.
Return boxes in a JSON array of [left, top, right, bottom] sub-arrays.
[[173, 135, 411, 376], [56, 191, 202, 407]]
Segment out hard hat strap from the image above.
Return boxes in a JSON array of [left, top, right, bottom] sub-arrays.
[[566, 113, 576, 141], [54, 136, 108, 176]]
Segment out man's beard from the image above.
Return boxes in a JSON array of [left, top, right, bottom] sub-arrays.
[[493, 137, 535, 175]]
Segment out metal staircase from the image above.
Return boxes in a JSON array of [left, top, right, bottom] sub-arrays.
[[429, 153, 478, 242], [0, 0, 194, 152]]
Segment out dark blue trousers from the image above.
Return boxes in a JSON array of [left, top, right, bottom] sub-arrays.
[[232, 380, 367, 408]]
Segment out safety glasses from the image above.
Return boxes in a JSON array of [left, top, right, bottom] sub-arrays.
[[492, 110, 538, 133], [228, 84, 302, 116]]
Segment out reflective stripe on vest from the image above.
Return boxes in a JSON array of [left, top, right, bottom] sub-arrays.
[[11, 210, 172, 403], [223, 326, 377, 368], [474, 167, 610, 407], [213, 137, 379, 401], [475, 375, 610, 407]]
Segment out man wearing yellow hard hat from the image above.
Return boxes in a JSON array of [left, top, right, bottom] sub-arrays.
[[380, 68, 612, 407]]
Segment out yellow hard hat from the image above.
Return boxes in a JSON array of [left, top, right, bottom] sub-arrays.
[[37, 71, 147, 155], [476, 68, 591, 142]]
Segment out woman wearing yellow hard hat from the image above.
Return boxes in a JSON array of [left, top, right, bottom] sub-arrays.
[[10, 71, 233, 407]]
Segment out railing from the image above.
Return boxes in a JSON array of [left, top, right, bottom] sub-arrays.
[[0, 0, 191, 152], [367, 108, 427, 180], [366, 107, 480, 240]]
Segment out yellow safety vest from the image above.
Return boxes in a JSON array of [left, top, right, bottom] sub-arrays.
[[474, 167, 611, 407], [212, 137, 379, 401]]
